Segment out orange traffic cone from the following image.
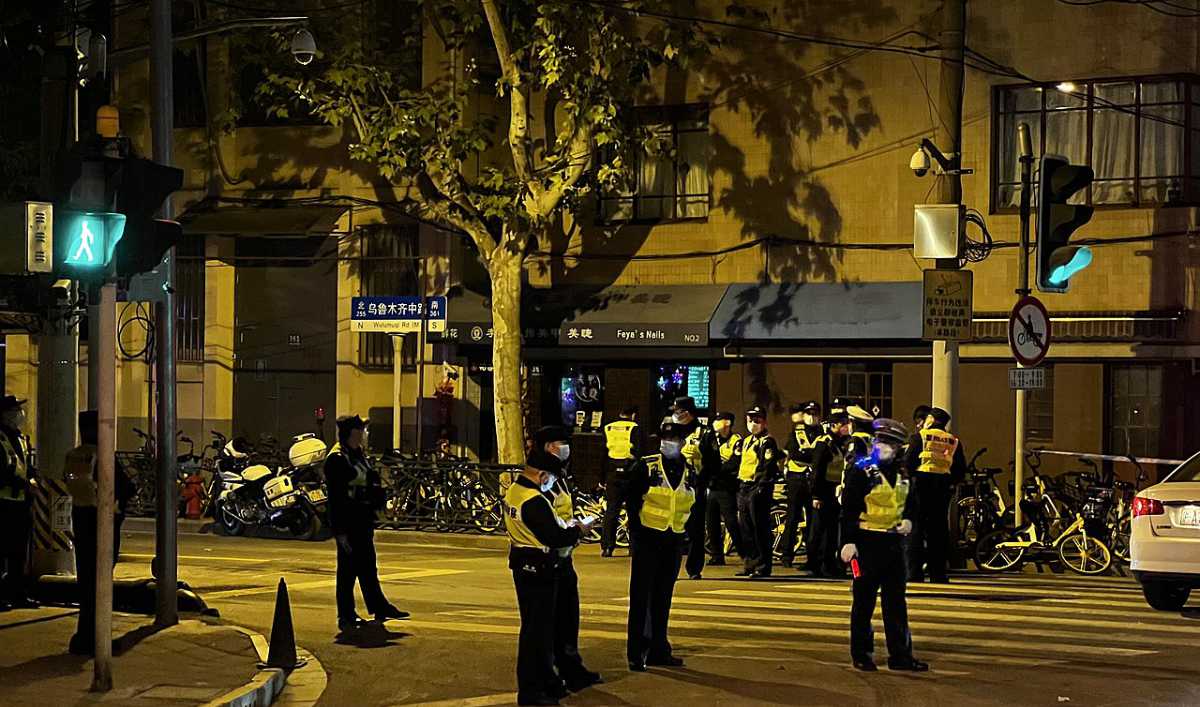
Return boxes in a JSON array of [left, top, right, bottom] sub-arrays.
[[263, 578, 306, 670]]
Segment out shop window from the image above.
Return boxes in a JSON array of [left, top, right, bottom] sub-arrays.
[[1025, 365, 1054, 443], [828, 363, 893, 419], [599, 105, 710, 223], [654, 365, 712, 420], [993, 76, 1200, 210], [1108, 364, 1163, 458], [176, 234, 206, 363], [357, 225, 418, 371], [560, 367, 605, 430]]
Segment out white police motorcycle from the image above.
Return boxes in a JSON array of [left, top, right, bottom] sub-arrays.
[[214, 434, 328, 540]]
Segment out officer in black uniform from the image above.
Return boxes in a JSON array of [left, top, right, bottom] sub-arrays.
[[846, 404, 876, 465], [735, 406, 781, 578], [507, 447, 594, 706], [601, 407, 641, 557], [705, 412, 743, 566], [536, 426, 603, 694], [807, 410, 853, 577], [904, 407, 968, 584], [840, 418, 928, 673], [625, 422, 696, 671], [0, 395, 36, 611], [780, 401, 822, 568], [324, 415, 408, 631]]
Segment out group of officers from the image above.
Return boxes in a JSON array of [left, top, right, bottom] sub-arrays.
[[505, 395, 967, 704]]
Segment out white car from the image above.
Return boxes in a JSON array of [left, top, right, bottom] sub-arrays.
[[1131, 451, 1200, 611]]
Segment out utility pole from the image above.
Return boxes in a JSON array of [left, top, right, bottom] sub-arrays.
[[931, 0, 966, 420], [149, 0, 178, 628], [92, 281, 116, 691]]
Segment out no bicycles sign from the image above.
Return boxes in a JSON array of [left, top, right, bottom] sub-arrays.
[[1008, 295, 1051, 367]]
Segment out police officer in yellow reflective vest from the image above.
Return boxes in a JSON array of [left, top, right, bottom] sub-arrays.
[[780, 401, 822, 569], [624, 422, 695, 671], [806, 410, 853, 578], [537, 426, 602, 694], [506, 447, 594, 706], [0, 395, 36, 612], [904, 406, 967, 584], [706, 412, 744, 565], [735, 406, 781, 578], [601, 408, 641, 557], [671, 396, 721, 580], [839, 418, 928, 673]]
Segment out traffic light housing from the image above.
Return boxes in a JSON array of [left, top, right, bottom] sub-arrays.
[[110, 157, 184, 278], [1036, 154, 1094, 293], [53, 211, 126, 275]]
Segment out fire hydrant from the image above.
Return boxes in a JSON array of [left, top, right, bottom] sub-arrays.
[[180, 474, 205, 519]]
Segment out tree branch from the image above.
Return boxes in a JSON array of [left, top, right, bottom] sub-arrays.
[[532, 125, 595, 218], [480, 0, 538, 192]]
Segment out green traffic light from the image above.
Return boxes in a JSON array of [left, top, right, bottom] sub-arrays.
[[1047, 245, 1093, 286], [57, 212, 126, 270]]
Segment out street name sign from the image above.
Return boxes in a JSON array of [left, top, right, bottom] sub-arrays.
[[922, 269, 974, 341], [1008, 295, 1051, 367], [1008, 367, 1046, 390], [351, 295, 448, 334]]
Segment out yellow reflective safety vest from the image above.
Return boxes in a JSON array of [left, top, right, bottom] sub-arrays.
[[328, 443, 370, 488], [0, 432, 30, 502], [549, 480, 573, 523], [917, 428, 959, 474], [64, 444, 99, 508], [682, 427, 704, 471], [786, 427, 819, 473], [505, 481, 556, 551], [738, 434, 774, 483], [719, 433, 743, 463], [604, 420, 638, 460], [638, 455, 695, 533], [859, 471, 910, 531]]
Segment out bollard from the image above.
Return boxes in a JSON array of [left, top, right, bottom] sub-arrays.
[[263, 578, 306, 670]]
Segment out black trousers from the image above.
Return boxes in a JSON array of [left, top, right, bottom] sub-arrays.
[[72, 507, 98, 646], [780, 473, 812, 564], [850, 531, 913, 663], [0, 499, 31, 601], [908, 473, 953, 582], [514, 563, 561, 700], [807, 493, 843, 576], [602, 468, 630, 551], [627, 527, 682, 663], [335, 523, 388, 619], [684, 486, 708, 577], [554, 557, 588, 681], [705, 487, 742, 562], [737, 483, 774, 575]]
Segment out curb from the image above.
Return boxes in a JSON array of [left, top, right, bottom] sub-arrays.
[[201, 624, 322, 707]]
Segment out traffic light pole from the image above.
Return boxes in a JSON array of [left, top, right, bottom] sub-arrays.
[[1014, 123, 1035, 527], [150, 0, 178, 628], [931, 0, 966, 422], [92, 281, 117, 692]]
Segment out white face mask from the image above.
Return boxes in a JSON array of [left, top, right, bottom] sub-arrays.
[[802, 414, 818, 427], [671, 412, 687, 425], [660, 440, 683, 458], [791, 414, 803, 426], [747, 421, 764, 435], [540, 473, 558, 492], [554, 444, 571, 461], [876, 444, 898, 463], [712, 420, 731, 435]]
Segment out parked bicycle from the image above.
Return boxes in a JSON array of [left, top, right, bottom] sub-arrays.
[[952, 448, 1010, 558]]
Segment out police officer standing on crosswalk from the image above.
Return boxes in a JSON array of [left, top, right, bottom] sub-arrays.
[[601, 408, 640, 557], [673, 397, 720, 580], [625, 421, 696, 671], [840, 418, 928, 673], [537, 427, 603, 693], [507, 443, 595, 706], [781, 401, 822, 569], [735, 406, 781, 578], [706, 412, 744, 566], [905, 407, 967, 584]]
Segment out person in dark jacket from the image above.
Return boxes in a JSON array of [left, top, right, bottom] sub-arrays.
[[507, 446, 593, 706], [806, 411, 854, 578], [904, 406, 968, 583], [0, 395, 36, 611], [781, 401, 823, 568], [705, 412, 743, 565], [671, 396, 720, 580], [840, 418, 928, 673], [324, 415, 407, 631], [734, 406, 781, 578]]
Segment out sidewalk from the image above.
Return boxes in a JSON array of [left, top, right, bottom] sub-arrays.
[[0, 607, 270, 706]]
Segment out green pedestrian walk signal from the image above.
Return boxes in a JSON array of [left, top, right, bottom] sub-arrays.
[[55, 211, 126, 274]]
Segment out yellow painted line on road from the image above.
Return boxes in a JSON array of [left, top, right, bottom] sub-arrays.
[[206, 568, 466, 599], [700, 652, 974, 677], [122, 552, 272, 564], [671, 596, 1197, 635], [444, 608, 1153, 659], [392, 694, 513, 707], [733, 583, 1150, 607]]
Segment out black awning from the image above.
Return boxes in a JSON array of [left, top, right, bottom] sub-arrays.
[[711, 282, 924, 341], [179, 205, 348, 236], [557, 285, 728, 347], [434, 287, 586, 346]]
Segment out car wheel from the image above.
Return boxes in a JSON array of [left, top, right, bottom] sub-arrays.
[[1142, 581, 1192, 611]]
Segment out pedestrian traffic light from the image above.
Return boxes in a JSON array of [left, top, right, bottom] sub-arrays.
[[1036, 154, 1094, 293], [110, 157, 184, 277], [53, 210, 126, 275]]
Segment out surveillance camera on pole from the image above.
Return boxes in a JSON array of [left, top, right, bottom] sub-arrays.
[[291, 28, 316, 65]]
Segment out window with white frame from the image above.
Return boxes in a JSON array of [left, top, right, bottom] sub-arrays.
[[599, 105, 710, 222]]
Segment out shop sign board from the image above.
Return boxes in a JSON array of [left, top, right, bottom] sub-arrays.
[[558, 322, 709, 347]]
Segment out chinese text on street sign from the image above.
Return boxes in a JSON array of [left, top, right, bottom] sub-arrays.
[[1008, 367, 1046, 390], [351, 296, 449, 334], [922, 269, 974, 341]]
